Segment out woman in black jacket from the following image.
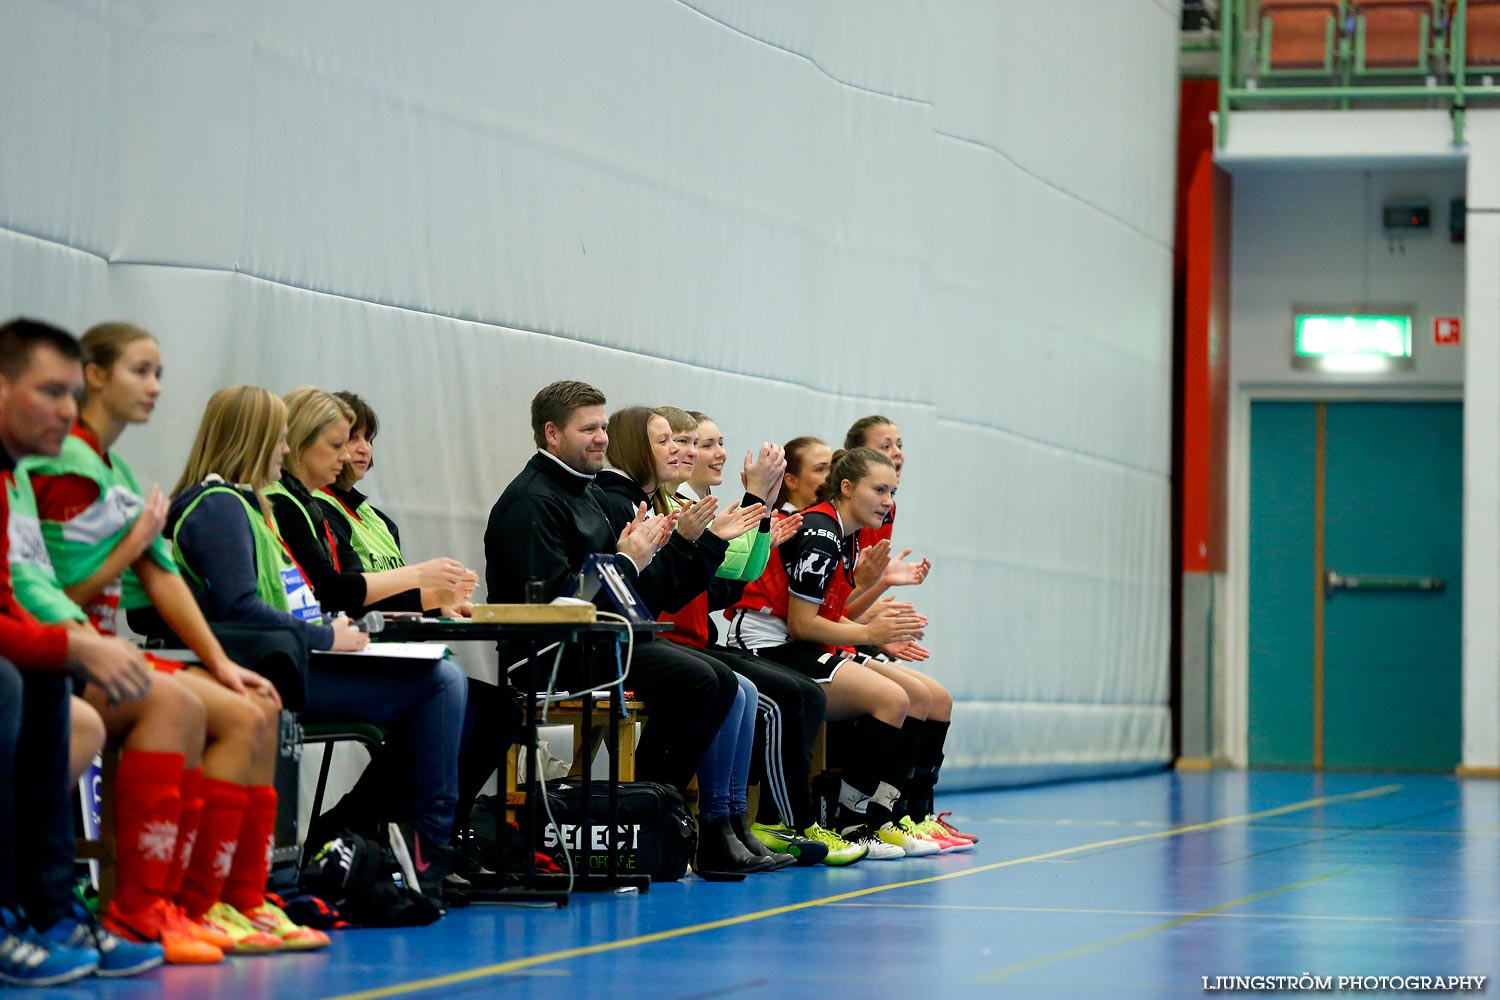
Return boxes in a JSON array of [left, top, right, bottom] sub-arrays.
[[595, 406, 780, 876], [269, 387, 505, 882]]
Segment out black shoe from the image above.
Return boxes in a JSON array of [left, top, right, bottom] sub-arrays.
[[302, 800, 383, 865], [695, 817, 772, 881], [450, 827, 495, 877], [729, 815, 795, 871], [440, 872, 472, 908]]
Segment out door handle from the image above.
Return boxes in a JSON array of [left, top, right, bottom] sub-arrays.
[[1324, 569, 1446, 596]]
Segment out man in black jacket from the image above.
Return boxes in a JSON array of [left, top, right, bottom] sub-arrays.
[[484, 381, 737, 792]]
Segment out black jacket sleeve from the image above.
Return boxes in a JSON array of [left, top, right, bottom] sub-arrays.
[[487, 490, 582, 603], [638, 530, 729, 614], [269, 492, 369, 615], [590, 486, 728, 615], [323, 504, 423, 614]]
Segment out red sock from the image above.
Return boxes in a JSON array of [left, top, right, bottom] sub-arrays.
[[111, 750, 186, 915], [221, 786, 277, 913], [176, 777, 248, 919], [164, 768, 204, 897]]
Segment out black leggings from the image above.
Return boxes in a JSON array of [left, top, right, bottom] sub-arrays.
[[600, 640, 738, 793]]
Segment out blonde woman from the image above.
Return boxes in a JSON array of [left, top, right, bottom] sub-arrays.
[[656, 408, 858, 866], [165, 386, 466, 897], [309, 389, 513, 866], [265, 387, 469, 616]]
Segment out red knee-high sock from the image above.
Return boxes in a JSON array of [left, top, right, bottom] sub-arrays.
[[111, 750, 186, 915], [176, 777, 248, 919], [164, 768, 204, 897], [221, 786, 277, 913]]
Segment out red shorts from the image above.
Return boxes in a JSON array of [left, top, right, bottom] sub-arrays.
[[145, 651, 187, 675]]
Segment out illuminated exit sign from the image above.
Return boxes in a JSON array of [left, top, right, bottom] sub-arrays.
[[1294, 314, 1412, 369]]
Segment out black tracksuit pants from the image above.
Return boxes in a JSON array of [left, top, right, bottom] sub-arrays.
[[694, 645, 826, 831], [587, 640, 737, 794]]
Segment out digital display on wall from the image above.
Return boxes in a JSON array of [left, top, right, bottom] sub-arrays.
[[1294, 314, 1412, 361]]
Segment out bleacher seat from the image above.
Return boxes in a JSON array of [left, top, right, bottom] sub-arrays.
[[1354, 0, 1433, 70], [1260, 1, 1345, 72], [1465, 0, 1500, 67]]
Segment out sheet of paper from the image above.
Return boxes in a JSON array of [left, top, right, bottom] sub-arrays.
[[315, 641, 451, 660]]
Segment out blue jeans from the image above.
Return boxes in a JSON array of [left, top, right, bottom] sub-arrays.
[[695, 671, 758, 822], [304, 653, 467, 850]]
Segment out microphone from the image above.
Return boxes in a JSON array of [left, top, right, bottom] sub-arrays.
[[354, 611, 385, 635]]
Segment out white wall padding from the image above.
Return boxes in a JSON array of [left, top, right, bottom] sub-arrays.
[[0, 0, 1179, 788]]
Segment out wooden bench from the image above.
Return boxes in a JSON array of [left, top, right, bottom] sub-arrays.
[[505, 697, 644, 811]]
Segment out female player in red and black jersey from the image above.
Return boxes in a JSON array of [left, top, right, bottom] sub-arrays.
[[843, 415, 975, 846], [727, 447, 958, 857]]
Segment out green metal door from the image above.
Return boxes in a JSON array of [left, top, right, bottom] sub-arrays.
[[1249, 401, 1461, 769]]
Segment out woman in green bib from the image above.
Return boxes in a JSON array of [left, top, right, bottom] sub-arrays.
[[296, 390, 513, 867], [166, 386, 468, 899], [264, 388, 470, 619], [319, 391, 473, 616], [18, 323, 330, 958]]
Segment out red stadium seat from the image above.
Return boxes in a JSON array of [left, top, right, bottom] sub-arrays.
[[1354, 0, 1432, 70], [1465, 0, 1500, 67], [1259, 1, 1344, 72]]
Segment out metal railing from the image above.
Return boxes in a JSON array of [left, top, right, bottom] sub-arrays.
[[1211, 0, 1481, 144]]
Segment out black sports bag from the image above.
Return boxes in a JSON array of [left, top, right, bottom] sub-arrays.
[[532, 781, 697, 882]]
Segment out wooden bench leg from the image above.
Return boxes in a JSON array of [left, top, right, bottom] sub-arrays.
[[617, 717, 636, 783]]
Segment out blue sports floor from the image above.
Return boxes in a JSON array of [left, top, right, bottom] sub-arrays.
[[53, 770, 1500, 999]]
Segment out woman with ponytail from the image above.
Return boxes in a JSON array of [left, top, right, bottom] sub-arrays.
[[843, 416, 973, 847], [725, 447, 962, 858]]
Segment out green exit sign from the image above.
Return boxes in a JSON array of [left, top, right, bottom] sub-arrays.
[[1295, 314, 1412, 360]]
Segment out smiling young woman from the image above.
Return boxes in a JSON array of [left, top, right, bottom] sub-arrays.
[[726, 447, 964, 858], [842, 415, 972, 846], [310, 390, 514, 871]]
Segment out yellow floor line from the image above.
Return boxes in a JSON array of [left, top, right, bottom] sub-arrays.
[[972, 870, 1349, 983], [316, 783, 1401, 1000], [833, 901, 1500, 926]]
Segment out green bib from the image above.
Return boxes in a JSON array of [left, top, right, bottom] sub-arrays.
[[17, 433, 176, 626], [4, 470, 86, 625], [263, 480, 317, 540], [173, 485, 322, 623], [315, 490, 405, 572]]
